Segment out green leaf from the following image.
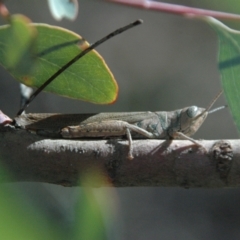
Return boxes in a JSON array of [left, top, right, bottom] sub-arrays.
[[0, 22, 118, 104], [204, 17, 240, 132], [1, 14, 37, 75], [74, 169, 118, 240], [0, 161, 61, 239]]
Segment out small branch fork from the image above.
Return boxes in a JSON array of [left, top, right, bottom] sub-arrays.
[[0, 125, 237, 188]]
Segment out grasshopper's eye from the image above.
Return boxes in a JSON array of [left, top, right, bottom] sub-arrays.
[[187, 106, 198, 118]]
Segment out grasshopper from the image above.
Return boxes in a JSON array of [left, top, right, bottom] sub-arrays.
[[14, 91, 223, 159]]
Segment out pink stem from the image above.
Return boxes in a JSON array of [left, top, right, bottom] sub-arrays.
[[108, 0, 240, 21]]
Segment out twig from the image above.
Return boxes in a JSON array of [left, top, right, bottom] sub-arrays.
[[108, 0, 240, 21]]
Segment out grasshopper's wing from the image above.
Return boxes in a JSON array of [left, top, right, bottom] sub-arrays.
[[14, 113, 96, 133], [82, 111, 157, 124], [14, 111, 156, 137]]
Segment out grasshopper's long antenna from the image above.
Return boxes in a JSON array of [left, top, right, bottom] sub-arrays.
[[193, 90, 223, 119], [205, 90, 223, 113], [17, 19, 143, 116], [209, 105, 227, 114]]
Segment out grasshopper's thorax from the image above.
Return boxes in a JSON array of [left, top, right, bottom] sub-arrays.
[[179, 106, 208, 137]]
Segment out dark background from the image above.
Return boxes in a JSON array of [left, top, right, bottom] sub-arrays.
[[1, 0, 240, 239]]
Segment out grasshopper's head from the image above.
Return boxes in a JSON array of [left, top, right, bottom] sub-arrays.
[[179, 106, 207, 137], [178, 90, 223, 137]]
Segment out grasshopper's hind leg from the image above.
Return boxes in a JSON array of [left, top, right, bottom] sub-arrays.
[[61, 120, 156, 160], [126, 128, 133, 160], [124, 123, 156, 160]]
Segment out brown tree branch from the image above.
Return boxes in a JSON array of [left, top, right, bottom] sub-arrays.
[[0, 125, 237, 188]]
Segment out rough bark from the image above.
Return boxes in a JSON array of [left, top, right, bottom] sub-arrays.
[[0, 125, 237, 188]]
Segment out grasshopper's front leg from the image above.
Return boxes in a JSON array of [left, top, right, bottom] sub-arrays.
[[61, 120, 156, 160]]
